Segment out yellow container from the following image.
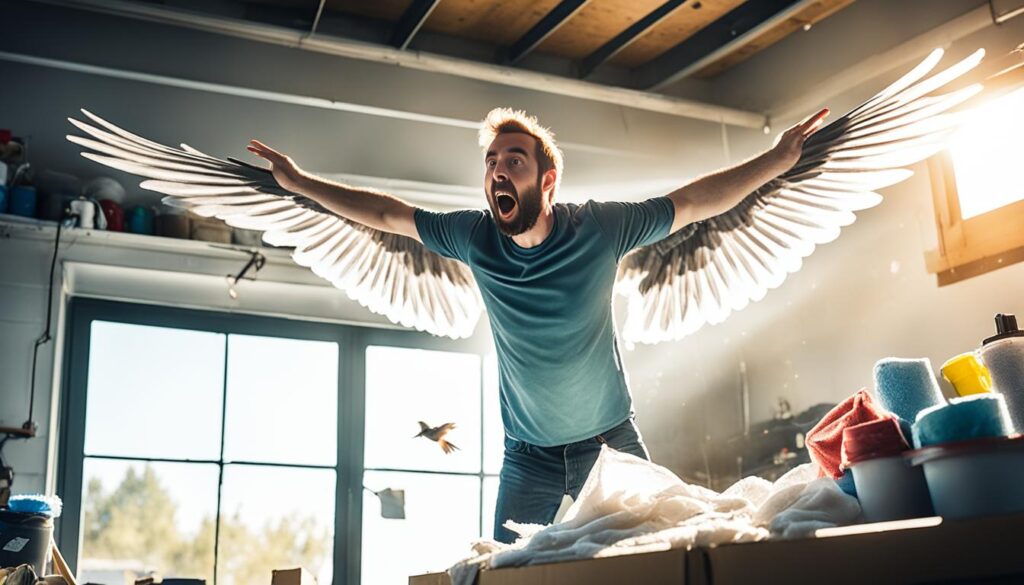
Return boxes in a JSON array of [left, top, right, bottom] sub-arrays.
[[941, 353, 993, 396]]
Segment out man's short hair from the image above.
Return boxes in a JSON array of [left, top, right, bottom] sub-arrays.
[[479, 108, 564, 194]]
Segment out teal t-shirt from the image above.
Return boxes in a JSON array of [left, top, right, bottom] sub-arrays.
[[414, 197, 675, 446]]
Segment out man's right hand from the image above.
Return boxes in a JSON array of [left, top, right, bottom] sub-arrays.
[[246, 139, 309, 194]]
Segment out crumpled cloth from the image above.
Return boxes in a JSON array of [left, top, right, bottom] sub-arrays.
[[448, 446, 860, 585], [806, 389, 888, 479]]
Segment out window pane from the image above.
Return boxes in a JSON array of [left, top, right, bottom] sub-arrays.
[[482, 475, 500, 541], [362, 471, 480, 584], [950, 86, 1024, 219], [85, 322, 224, 459], [79, 459, 218, 585], [223, 334, 339, 466], [218, 465, 336, 585], [364, 347, 481, 473], [483, 353, 504, 475]]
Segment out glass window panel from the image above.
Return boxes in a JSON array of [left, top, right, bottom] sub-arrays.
[[85, 322, 224, 460], [482, 475, 500, 541], [483, 353, 504, 475], [950, 86, 1024, 219], [223, 334, 339, 466], [79, 459, 219, 585], [218, 465, 336, 585], [362, 471, 480, 584], [364, 347, 481, 473]]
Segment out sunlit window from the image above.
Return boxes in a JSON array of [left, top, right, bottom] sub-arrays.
[[361, 347, 503, 584], [80, 322, 338, 585], [947, 86, 1024, 219]]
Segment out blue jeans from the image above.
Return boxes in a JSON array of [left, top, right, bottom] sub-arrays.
[[493, 416, 650, 543]]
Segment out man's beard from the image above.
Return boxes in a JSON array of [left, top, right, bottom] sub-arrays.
[[488, 177, 543, 237]]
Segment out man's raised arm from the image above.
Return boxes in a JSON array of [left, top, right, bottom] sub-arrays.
[[247, 139, 421, 242], [666, 108, 829, 234]]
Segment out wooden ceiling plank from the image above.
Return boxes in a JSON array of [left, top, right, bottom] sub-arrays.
[[609, 0, 743, 68], [390, 0, 441, 49], [638, 0, 811, 90], [503, 0, 593, 65], [577, 0, 689, 78], [693, 0, 855, 78]]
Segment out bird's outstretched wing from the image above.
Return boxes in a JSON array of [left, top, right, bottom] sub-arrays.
[[616, 48, 984, 344], [67, 110, 484, 339]]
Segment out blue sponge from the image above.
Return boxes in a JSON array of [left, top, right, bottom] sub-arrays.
[[912, 393, 1014, 448], [835, 469, 858, 497], [7, 494, 63, 518], [874, 358, 945, 432]]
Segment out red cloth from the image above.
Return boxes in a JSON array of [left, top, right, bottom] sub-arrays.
[[841, 416, 910, 467], [806, 389, 888, 479]]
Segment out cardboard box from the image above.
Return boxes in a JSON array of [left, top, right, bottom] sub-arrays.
[[410, 548, 689, 585], [410, 513, 1024, 585], [692, 513, 1024, 585], [271, 567, 317, 585]]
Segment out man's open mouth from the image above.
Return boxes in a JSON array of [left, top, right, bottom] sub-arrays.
[[495, 191, 517, 216]]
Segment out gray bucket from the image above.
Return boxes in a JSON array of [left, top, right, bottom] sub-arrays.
[[0, 510, 53, 575]]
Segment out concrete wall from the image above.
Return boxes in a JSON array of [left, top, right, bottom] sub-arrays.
[[1, 0, 1023, 498]]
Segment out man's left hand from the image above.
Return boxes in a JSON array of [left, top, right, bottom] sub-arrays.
[[771, 107, 830, 172]]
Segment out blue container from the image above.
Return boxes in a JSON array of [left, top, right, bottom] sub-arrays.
[[9, 185, 37, 218], [911, 435, 1024, 519], [127, 206, 155, 235], [0, 185, 8, 214]]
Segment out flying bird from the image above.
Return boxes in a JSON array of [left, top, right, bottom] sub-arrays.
[[66, 48, 985, 344], [414, 421, 459, 454]]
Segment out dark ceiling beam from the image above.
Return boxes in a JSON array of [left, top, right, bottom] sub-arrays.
[[390, 0, 441, 50], [576, 0, 688, 79], [503, 0, 591, 66], [637, 0, 805, 91]]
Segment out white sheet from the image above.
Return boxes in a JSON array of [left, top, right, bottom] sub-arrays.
[[448, 446, 860, 585]]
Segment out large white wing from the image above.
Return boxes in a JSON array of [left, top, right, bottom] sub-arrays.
[[617, 48, 984, 344], [67, 110, 484, 339]]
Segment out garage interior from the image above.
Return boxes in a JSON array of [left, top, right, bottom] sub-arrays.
[[2, 0, 1024, 584]]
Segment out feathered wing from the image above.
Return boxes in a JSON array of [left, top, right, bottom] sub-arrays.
[[66, 110, 484, 339], [616, 48, 985, 344]]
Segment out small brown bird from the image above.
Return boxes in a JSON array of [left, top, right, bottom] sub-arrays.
[[414, 421, 460, 454]]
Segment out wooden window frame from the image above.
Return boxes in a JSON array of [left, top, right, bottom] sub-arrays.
[[925, 150, 1024, 286], [925, 55, 1024, 286]]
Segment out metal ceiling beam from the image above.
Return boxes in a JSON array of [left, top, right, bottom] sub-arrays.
[[577, 0, 688, 79], [390, 0, 440, 50], [503, 0, 591, 66], [639, 0, 814, 91], [27, 0, 768, 128]]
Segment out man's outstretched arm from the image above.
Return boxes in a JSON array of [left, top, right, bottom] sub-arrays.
[[666, 108, 830, 234], [247, 139, 421, 242]]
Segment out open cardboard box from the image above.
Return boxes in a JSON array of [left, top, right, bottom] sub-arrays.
[[410, 513, 1024, 585]]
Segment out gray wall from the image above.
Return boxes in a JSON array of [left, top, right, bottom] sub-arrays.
[[1, 0, 1023, 498]]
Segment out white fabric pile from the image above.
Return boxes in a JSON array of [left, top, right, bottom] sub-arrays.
[[449, 446, 860, 585]]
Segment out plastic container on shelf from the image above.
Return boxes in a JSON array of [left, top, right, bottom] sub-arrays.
[[909, 434, 1024, 519]]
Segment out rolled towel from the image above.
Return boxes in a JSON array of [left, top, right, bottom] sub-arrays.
[[807, 389, 887, 479], [874, 357, 945, 436], [842, 416, 909, 468], [911, 393, 1014, 448]]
